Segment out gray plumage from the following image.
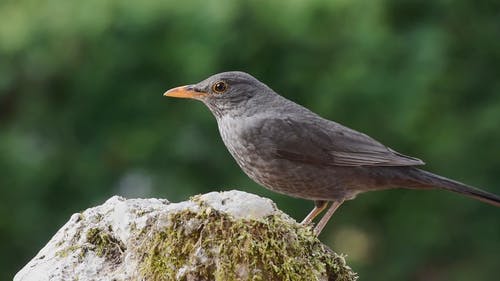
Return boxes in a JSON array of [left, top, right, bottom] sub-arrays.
[[165, 71, 500, 234]]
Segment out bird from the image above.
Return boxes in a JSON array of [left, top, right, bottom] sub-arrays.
[[164, 71, 500, 235]]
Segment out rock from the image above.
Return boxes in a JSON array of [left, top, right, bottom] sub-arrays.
[[14, 190, 357, 281]]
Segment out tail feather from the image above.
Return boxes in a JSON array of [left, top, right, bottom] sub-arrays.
[[412, 168, 500, 207]]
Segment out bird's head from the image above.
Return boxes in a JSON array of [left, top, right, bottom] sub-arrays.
[[164, 71, 275, 117]]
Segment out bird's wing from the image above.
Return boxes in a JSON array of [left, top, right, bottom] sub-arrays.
[[255, 116, 424, 167]]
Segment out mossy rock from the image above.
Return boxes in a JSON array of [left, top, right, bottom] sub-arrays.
[[15, 191, 357, 281], [139, 193, 356, 281]]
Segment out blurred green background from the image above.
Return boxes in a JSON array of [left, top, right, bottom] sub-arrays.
[[2, 0, 499, 280]]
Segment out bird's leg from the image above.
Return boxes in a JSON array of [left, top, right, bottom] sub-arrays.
[[314, 200, 344, 236], [301, 200, 328, 225]]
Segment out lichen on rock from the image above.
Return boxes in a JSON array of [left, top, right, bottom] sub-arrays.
[[14, 190, 357, 281]]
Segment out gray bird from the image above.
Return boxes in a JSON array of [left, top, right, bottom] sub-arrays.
[[164, 71, 500, 235]]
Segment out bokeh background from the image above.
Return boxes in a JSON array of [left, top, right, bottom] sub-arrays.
[[2, 0, 499, 280]]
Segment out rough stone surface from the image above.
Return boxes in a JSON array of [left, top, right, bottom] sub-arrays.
[[14, 190, 357, 281]]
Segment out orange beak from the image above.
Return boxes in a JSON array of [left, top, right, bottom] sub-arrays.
[[163, 85, 207, 99]]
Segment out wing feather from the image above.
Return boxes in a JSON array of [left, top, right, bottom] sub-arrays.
[[256, 116, 424, 167]]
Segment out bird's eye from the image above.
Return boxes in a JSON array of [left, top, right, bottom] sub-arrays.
[[212, 81, 227, 93]]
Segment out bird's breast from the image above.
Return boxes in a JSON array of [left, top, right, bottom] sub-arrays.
[[217, 116, 313, 195], [217, 116, 263, 168], [215, 115, 368, 201], [217, 116, 279, 182]]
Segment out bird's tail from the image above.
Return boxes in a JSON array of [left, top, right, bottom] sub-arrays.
[[408, 168, 500, 207]]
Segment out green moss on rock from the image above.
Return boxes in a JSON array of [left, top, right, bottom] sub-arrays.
[[55, 245, 80, 258], [15, 193, 358, 281], [86, 227, 126, 263], [139, 203, 357, 281]]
